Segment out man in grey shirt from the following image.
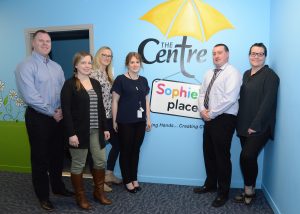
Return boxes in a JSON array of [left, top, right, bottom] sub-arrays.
[[15, 30, 73, 211]]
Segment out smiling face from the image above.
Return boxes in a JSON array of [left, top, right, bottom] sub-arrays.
[[127, 56, 141, 74], [98, 48, 112, 67], [249, 46, 266, 69], [75, 55, 92, 77], [212, 45, 229, 68], [32, 32, 51, 57]]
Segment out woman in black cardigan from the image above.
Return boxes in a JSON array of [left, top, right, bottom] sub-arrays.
[[61, 51, 112, 209], [234, 43, 279, 205]]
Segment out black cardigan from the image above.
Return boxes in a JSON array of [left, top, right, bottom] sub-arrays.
[[236, 65, 279, 139], [61, 77, 108, 149]]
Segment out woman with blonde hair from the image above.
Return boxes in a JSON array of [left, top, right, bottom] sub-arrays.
[[90, 47, 122, 191]]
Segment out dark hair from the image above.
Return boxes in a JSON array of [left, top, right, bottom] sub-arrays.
[[214, 43, 229, 52], [73, 51, 93, 91], [125, 52, 143, 69], [32, 29, 50, 39], [249, 43, 267, 57]]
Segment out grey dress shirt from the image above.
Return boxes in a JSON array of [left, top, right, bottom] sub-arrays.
[[15, 51, 65, 116]]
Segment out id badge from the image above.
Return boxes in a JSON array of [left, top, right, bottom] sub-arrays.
[[137, 110, 142, 118]]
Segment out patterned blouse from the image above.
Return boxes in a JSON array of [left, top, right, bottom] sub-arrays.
[[90, 69, 112, 119]]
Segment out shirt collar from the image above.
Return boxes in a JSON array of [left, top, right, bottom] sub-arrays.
[[32, 51, 49, 64], [217, 62, 228, 71]]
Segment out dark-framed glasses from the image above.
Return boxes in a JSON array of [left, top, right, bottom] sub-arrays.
[[101, 53, 113, 59], [250, 52, 265, 57]]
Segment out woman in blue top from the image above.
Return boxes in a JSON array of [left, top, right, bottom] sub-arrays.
[[111, 52, 151, 193]]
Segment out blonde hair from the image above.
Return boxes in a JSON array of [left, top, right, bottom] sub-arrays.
[[93, 46, 114, 84], [73, 51, 93, 91]]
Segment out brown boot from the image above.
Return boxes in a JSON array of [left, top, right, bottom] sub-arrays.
[[71, 173, 92, 210], [92, 169, 112, 205]]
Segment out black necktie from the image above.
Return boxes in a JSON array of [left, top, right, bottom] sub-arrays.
[[204, 68, 221, 109]]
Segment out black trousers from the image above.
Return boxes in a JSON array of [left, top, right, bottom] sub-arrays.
[[106, 118, 120, 171], [239, 129, 270, 187], [203, 114, 236, 196], [25, 107, 66, 201], [118, 122, 146, 184]]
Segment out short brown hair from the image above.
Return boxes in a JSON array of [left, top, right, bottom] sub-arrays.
[[125, 52, 143, 69], [32, 29, 50, 39]]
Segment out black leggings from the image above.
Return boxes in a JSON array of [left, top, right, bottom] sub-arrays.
[[239, 129, 270, 186], [106, 118, 120, 171], [118, 122, 146, 184]]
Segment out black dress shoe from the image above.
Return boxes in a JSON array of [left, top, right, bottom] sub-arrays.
[[212, 195, 228, 207], [193, 185, 217, 194], [53, 188, 74, 197], [40, 200, 54, 211], [134, 186, 142, 191], [124, 185, 137, 193]]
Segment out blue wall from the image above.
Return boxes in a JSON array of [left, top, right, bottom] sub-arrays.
[[0, 0, 271, 188], [262, 0, 300, 213]]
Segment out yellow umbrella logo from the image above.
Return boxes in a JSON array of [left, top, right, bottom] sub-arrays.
[[140, 0, 234, 42]]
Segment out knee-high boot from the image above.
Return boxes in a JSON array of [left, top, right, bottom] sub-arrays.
[[92, 169, 112, 205], [71, 173, 92, 210]]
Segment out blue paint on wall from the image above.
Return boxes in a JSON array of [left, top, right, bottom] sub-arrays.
[[262, 0, 300, 214], [0, 0, 274, 192]]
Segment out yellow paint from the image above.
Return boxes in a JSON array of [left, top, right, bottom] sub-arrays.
[[140, 0, 234, 41]]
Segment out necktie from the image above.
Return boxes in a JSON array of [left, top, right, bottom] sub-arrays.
[[204, 68, 221, 109]]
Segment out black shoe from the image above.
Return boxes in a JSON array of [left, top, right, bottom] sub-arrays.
[[193, 185, 217, 194], [40, 200, 54, 211], [233, 192, 245, 203], [53, 188, 74, 197], [234, 191, 256, 205], [124, 185, 137, 193], [134, 186, 142, 191], [212, 195, 228, 207]]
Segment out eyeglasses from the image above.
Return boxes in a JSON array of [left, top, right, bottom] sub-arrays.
[[101, 53, 113, 59], [250, 52, 265, 57]]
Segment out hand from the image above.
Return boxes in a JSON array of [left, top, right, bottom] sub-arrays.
[[146, 119, 151, 131], [69, 135, 79, 147], [53, 108, 63, 122], [113, 121, 118, 133], [104, 131, 110, 141], [200, 109, 211, 121], [248, 128, 256, 135]]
